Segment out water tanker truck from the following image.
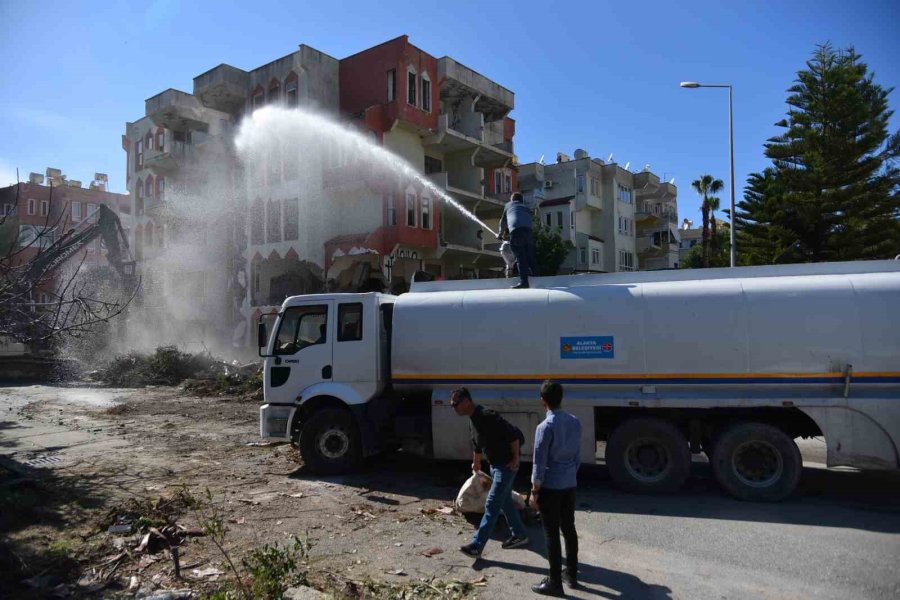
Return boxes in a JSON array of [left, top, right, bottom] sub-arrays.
[[258, 260, 900, 501]]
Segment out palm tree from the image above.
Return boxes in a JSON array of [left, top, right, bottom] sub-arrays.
[[708, 195, 721, 255], [691, 175, 724, 267]]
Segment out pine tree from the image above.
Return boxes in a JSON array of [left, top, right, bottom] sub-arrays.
[[756, 44, 900, 262]]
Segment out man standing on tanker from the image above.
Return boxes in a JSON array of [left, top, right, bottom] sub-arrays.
[[451, 387, 530, 557], [499, 192, 538, 289]]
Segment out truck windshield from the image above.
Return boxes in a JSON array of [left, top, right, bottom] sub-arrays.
[[274, 305, 328, 355]]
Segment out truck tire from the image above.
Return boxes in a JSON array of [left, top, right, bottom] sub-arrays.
[[606, 418, 691, 493], [711, 422, 802, 502], [297, 408, 362, 475]]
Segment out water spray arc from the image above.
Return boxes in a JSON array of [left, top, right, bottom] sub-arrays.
[[235, 106, 501, 239]]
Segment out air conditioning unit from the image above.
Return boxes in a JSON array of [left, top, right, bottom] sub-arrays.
[[543, 180, 554, 189]]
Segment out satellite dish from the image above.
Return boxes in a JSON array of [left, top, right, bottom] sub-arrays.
[[669, 178, 675, 184], [607, 153, 614, 162], [624, 162, 630, 171], [538, 154, 544, 165], [644, 164, 651, 172]]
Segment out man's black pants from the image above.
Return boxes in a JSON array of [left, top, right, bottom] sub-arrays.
[[537, 487, 578, 582]]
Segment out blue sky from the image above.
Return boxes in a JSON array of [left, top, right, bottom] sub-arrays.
[[1, 0, 897, 227]]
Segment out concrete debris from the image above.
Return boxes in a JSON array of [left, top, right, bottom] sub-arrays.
[[191, 567, 225, 579], [284, 585, 330, 600]]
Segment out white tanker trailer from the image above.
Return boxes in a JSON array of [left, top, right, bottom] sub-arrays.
[[258, 260, 900, 501]]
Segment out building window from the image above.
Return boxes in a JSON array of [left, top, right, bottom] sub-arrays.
[[504, 174, 512, 193], [424, 156, 442, 175], [618, 216, 632, 235], [545, 213, 552, 227], [40, 199, 49, 217], [284, 198, 299, 240], [406, 193, 416, 227], [571, 211, 575, 227], [2, 203, 14, 215], [145, 175, 154, 199], [387, 69, 396, 102], [252, 88, 265, 109], [421, 196, 432, 229], [420, 73, 431, 112], [387, 193, 397, 226], [87, 203, 98, 218], [337, 303, 363, 342], [590, 177, 599, 196], [618, 249, 635, 271], [71, 202, 81, 221], [494, 171, 502, 194], [407, 69, 417, 105], [556, 211, 563, 229], [145, 131, 153, 151], [157, 177, 165, 197], [286, 81, 298, 107], [577, 175, 585, 193], [136, 139, 143, 170], [157, 129, 165, 152], [617, 184, 633, 204], [267, 199, 282, 243], [591, 248, 601, 265], [579, 246, 587, 264], [27, 198, 36, 215], [268, 79, 281, 103]]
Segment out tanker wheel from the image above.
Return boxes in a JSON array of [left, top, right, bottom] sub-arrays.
[[711, 422, 801, 502], [606, 418, 691, 493], [297, 408, 362, 475]]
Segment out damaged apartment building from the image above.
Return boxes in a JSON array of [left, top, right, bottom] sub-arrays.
[[123, 35, 516, 349]]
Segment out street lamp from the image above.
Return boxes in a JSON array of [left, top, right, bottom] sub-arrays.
[[680, 81, 736, 267]]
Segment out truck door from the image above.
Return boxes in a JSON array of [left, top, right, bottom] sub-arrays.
[[266, 301, 334, 405]]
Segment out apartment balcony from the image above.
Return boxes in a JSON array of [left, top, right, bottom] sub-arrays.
[[437, 57, 514, 122], [193, 64, 250, 113], [637, 230, 680, 257], [144, 140, 205, 176], [429, 172, 506, 220], [633, 170, 661, 192], [635, 201, 677, 226], [146, 89, 209, 132], [424, 114, 514, 169]]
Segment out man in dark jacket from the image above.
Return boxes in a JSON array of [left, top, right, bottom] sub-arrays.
[[451, 387, 530, 557], [499, 192, 538, 289]]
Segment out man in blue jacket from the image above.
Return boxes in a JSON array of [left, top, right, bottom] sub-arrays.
[[529, 380, 582, 596], [499, 192, 538, 289]]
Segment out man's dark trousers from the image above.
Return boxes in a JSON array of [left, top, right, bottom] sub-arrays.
[[537, 487, 578, 583], [509, 228, 538, 286]]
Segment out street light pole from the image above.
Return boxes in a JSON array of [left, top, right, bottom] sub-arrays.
[[680, 81, 736, 267]]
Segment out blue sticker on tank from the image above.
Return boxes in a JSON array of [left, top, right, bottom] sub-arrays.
[[560, 336, 614, 359]]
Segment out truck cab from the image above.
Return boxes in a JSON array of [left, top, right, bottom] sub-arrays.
[[258, 292, 395, 473]]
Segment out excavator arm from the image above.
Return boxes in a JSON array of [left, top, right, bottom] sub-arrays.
[[26, 204, 136, 289]]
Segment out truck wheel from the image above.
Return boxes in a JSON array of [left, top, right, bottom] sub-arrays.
[[297, 408, 362, 475], [711, 422, 802, 502], [606, 418, 691, 493]]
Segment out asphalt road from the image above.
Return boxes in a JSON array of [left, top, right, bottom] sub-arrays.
[[470, 442, 900, 600]]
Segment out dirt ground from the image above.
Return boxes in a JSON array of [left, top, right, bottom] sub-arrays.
[[0, 384, 496, 599]]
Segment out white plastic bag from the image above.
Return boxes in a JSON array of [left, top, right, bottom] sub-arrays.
[[455, 470, 527, 514]]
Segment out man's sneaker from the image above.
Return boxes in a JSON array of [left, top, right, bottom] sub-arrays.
[[562, 566, 578, 588], [512, 283, 530, 289], [459, 543, 482, 558], [501, 535, 530, 549], [531, 577, 564, 596]]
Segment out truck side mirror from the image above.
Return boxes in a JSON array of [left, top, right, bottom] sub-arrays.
[[257, 322, 267, 349]]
